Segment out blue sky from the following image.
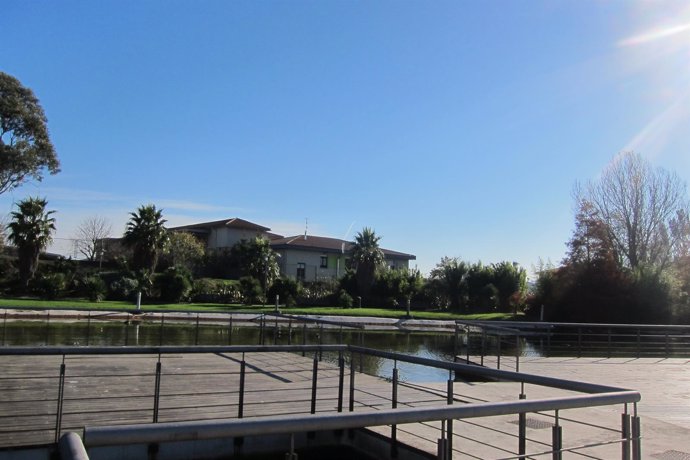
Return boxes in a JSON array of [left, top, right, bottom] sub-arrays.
[[2, 1, 690, 275]]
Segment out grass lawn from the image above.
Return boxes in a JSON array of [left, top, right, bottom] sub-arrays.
[[0, 297, 518, 321]]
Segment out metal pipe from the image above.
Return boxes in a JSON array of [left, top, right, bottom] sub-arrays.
[[153, 359, 162, 423], [347, 346, 636, 394], [54, 360, 66, 443], [58, 432, 89, 460], [238, 358, 246, 419], [349, 354, 355, 412], [84, 391, 641, 447], [337, 352, 344, 412]]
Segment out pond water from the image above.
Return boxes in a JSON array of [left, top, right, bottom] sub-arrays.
[[0, 318, 465, 382]]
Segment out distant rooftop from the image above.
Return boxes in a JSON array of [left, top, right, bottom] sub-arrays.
[[270, 234, 415, 260]]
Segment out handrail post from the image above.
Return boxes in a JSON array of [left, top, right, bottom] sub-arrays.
[[632, 404, 641, 460], [302, 323, 307, 356], [45, 311, 50, 346], [337, 352, 345, 412], [518, 384, 526, 456], [2, 310, 7, 346], [153, 356, 162, 423], [453, 324, 458, 357], [86, 312, 91, 346], [228, 314, 233, 345], [310, 353, 318, 414], [54, 356, 66, 443], [238, 355, 246, 418], [607, 328, 612, 359], [159, 314, 165, 346], [516, 334, 521, 372], [621, 406, 631, 460], [318, 324, 323, 361], [577, 327, 582, 358], [552, 410, 562, 460], [288, 319, 292, 345], [349, 353, 355, 412], [447, 377, 453, 459], [391, 366, 398, 458], [481, 329, 486, 366], [497, 335, 501, 370], [465, 325, 470, 364], [195, 313, 200, 345]]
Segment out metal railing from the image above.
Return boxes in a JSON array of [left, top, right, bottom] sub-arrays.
[[0, 344, 641, 459], [457, 320, 690, 370]]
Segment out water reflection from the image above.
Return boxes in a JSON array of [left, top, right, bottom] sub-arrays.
[[1, 318, 458, 382]]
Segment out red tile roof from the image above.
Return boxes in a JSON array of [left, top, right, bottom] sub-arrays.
[[270, 235, 415, 260]]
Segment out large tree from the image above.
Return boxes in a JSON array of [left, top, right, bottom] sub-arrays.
[[579, 152, 688, 270], [230, 237, 279, 291], [122, 205, 168, 272], [351, 227, 385, 301], [164, 231, 205, 272], [430, 257, 470, 311], [7, 197, 56, 288], [75, 216, 112, 261], [0, 72, 60, 194]]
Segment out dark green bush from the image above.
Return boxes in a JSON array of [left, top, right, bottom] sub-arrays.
[[191, 278, 241, 303], [155, 267, 192, 303], [239, 276, 264, 305], [335, 289, 353, 308], [108, 276, 138, 301], [33, 272, 67, 300], [267, 277, 302, 307], [80, 275, 107, 302]]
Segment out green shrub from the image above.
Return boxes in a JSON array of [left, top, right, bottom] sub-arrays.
[[335, 289, 353, 308], [267, 277, 302, 307], [239, 276, 264, 305], [80, 275, 107, 302], [108, 276, 138, 301], [155, 267, 192, 303], [33, 272, 67, 300], [191, 278, 241, 303]]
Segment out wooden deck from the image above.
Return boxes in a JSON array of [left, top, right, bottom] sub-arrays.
[[1, 351, 689, 458]]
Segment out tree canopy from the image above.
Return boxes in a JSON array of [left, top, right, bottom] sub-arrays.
[[579, 152, 688, 270], [0, 72, 59, 194], [7, 197, 56, 288], [122, 205, 168, 273], [351, 227, 385, 300]]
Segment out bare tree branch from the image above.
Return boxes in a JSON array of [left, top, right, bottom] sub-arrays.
[[75, 216, 112, 261]]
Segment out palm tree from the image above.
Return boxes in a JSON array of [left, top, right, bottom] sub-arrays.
[[122, 204, 168, 272], [7, 197, 56, 289], [351, 227, 384, 301]]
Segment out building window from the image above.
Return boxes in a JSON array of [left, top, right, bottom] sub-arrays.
[[297, 263, 306, 281], [320, 256, 328, 268]]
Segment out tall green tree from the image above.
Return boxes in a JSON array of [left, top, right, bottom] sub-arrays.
[[164, 231, 205, 272], [351, 227, 385, 301], [122, 204, 169, 272], [0, 72, 60, 194], [430, 257, 470, 311], [491, 261, 527, 313], [6, 197, 56, 288], [231, 237, 280, 291]]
